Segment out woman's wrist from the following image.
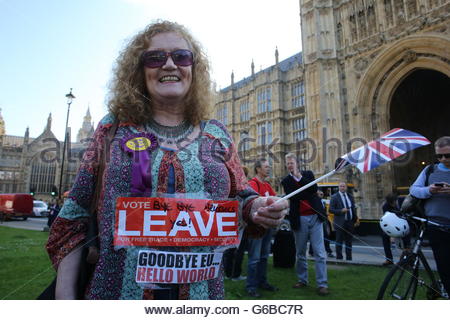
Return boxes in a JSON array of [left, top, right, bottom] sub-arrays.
[[242, 196, 258, 224], [249, 197, 267, 223], [250, 209, 258, 224], [243, 197, 267, 238]]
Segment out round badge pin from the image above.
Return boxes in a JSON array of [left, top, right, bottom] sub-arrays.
[[121, 132, 158, 154]]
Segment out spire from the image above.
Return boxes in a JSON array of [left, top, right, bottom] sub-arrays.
[[24, 126, 29, 145], [251, 59, 255, 77], [275, 46, 279, 65], [76, 106, 95, 142], [84, 106, 92, 122], [46, 113, 52, 131], [0, 107, 5, 136], [231, 70, 235, 85]]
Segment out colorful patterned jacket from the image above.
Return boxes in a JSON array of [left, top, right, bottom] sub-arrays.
[[46, 114, 262, 299]]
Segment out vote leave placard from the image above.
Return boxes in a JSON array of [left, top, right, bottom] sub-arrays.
[[114, 197, 239, 247]]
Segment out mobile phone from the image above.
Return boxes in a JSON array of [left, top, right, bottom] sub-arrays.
[[435, 183, 445, 187]]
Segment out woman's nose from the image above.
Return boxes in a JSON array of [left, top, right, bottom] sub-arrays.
[[162, 56, 177, 69]]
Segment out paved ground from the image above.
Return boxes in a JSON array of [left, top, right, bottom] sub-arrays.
[[1, 217, 437, 271], [0, 216, 48, 231], [319, 234, 437, 271]]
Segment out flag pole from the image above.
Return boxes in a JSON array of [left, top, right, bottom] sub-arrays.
[[274, 158, 349, 205], [273, 128, 431, 205], [275, 169, 337, 204]]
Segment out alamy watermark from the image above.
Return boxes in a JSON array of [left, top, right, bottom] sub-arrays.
[[35, 128, 418, 168]]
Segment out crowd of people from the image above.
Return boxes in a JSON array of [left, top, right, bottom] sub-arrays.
[[223, 136, 449, 299], [43, 19, 449, 300], [226, 154, 356, 297]]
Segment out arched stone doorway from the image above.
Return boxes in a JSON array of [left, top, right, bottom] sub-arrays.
[[389, 69, 450, 189], [353, 34, 450, 219]]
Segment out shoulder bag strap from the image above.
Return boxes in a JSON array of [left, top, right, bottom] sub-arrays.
[[89, 120, 119, 215], [424, 164, 435, 186], [86, 119, 119, 262]]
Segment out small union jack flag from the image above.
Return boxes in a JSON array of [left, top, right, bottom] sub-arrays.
[[340, 128, 431, 173]]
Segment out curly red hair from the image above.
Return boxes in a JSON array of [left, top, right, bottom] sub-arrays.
[[107, 20, 212, 126]]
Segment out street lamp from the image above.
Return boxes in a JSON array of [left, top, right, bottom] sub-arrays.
[[58, 88, 75, 200]]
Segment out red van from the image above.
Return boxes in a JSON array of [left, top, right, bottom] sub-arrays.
[[0, 193, 34, 221]]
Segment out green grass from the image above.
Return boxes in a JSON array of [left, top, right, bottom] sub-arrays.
[[1, 226, 392, 300], [224, 257, 385, 299], [0, 226, 56, 300]]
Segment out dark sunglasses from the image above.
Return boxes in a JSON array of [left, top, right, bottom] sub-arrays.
[[436, 153, 450, 159], [141, 49, 194, 68]]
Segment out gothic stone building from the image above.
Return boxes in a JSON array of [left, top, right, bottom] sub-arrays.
[[215, 52, 305, 195], [0, 109, 94, 202], [215, 0, 450, 224]]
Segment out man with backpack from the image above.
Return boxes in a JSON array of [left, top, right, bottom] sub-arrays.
[[410, 136, 450, 295]]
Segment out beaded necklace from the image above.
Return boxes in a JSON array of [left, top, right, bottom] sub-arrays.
[[146, 118, 194, 145]]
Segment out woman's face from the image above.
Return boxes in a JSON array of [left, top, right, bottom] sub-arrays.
[[144, 32, 193, 107]]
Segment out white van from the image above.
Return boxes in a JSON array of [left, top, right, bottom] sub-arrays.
[[33, 200, 49, 217]]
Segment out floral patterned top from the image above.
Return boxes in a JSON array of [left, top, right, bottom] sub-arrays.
[[46, 114, 261, 299]]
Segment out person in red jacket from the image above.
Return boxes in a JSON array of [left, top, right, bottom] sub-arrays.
[[246, 158, 279, 297]]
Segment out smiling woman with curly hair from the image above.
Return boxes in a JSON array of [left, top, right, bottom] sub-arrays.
[[108, 20, 212, 126], [46, 20, 288, 300]]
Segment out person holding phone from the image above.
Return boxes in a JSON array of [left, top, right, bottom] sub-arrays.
[[434, 182, 447, 187], [410, 136, 450, 295]]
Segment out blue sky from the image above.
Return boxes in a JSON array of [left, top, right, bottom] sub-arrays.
[[0, 0, 302, 140]]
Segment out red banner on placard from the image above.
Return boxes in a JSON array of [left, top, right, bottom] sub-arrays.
[[114, 197, 239, 247]]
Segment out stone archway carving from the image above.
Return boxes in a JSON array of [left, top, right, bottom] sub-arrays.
[[356, 33, 450, 138], [353, 33, 450, 216]]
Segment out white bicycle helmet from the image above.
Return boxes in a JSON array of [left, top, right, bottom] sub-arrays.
[[379, 211, 410, 238]]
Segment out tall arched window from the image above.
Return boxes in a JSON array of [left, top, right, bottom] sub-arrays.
[[30, 155, 56, 193], [257, 87, 272, 113]]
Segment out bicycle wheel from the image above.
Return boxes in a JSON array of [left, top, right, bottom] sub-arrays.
[[420, 269, 441, 300], [377, 254, 419, 299], [414, 254, 442, 300]]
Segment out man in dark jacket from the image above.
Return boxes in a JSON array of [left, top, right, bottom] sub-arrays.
[[329, 182, 358, 261], [281, 153, 329, 296]]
